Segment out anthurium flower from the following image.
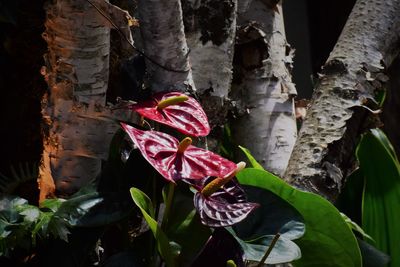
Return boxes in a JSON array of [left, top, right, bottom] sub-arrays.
[[129, 91, 210, 137], [120, 123, 236, 182], [190, 162, 259, 227]]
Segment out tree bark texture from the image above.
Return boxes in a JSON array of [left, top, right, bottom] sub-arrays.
[[284, 0, 400, 201], [231, 0, 297, 176], [40, 0, 132, 199], [182, 0, 237, 128], [137, 0, 193, 92]]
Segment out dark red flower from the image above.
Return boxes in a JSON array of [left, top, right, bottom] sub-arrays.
[[121, 123, 236, 183], [188, 163, 259, 227], [129, 91, 210, 137]]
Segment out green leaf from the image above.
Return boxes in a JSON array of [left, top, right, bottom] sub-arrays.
[[335, 169, 363, 225], [228, 228, 301, 265], [18, 205, 40, 223], [40, 198, 64, 212], [236, 168, 362, 267], [357, 129, 400, 267], [130, 187, 178, 267], [341, 213, 374, 242], [32, 211, 52, 241], [230, 183, 304, 265], [238, 146, 264, 170], [47, 215, 70, 242], [370, 128, 398, 160], [234, 185, 305, 241]]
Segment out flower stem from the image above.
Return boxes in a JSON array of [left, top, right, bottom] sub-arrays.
[[161, 182, 175, 230], [257, 233, 281, 267]]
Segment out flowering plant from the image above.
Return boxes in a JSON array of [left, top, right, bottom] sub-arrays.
[[119, 91, 304, 266]]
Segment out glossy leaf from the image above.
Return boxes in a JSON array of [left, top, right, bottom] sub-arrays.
[[193, 178, 259, 227], [121, 124, 237, 182], [130, 91, 210, 137], [233, 185, 304, 241], [227, 228, 301, 265], [236, 168, 362, 267], [130, 187, 178, 267], [231, 183, 304, 265], [357, 129, 400, 267]]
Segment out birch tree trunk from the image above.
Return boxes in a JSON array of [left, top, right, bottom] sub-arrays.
[[181, 0, 237, 128], [137, 0, 193, 92], [231, 0, 297, 176], [284, 0, 400, 201], [40, 0, 132, 199]]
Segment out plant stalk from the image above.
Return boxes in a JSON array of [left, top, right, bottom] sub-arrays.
[[161, 182, 176, 230], [257, 233, 281, 267]]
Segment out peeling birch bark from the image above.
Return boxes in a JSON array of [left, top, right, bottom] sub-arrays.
[[231, 0, 297, 176], [182, 0, 237, 128], [284, 0, 400, 201], [137, 0, 194, 92], [40, 0, 132, 199]]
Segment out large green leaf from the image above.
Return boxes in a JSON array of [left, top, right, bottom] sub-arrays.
[[236, 168, 362, 267], [357, 129, 400, 267], [234, 185, 304, 241], [130, 187, 178, 267], [228, 228, 302, 265], [230, 184, 304, 264]]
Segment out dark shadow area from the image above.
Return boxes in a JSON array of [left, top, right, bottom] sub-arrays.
[[283, 0, 356, 98], [0, 0, 47, 201]]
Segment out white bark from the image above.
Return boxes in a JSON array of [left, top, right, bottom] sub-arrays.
[[183, 0, 236, 98], [40, 0, 132, 199], [181, 0, 237, 128], [284, 0, 400, 201], [231, 0, 297, 176], [137, 0, 194, 92]]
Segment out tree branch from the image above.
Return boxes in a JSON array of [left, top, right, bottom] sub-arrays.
[[284, 0, 400, 201], [231, 0, 297, 176], [182, 0, 238, 129], [137, 0, 193, 92]]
